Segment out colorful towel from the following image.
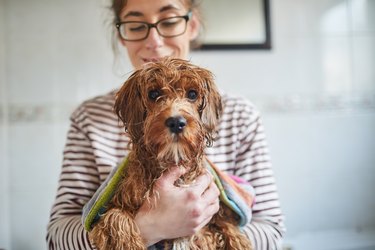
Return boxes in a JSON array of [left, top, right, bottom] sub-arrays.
[[82, 157, 255, 232], [205, 158, 255, 227]]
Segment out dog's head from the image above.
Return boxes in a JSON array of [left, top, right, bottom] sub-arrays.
[[114, 58, 222, 164]]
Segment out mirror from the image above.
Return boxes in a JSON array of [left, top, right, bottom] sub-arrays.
[[198, 0, 271, 50]]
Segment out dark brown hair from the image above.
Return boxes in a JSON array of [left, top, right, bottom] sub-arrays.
[[110, 0, 201, 23]]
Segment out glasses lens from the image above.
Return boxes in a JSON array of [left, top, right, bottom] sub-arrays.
[[157, 17, 187, 37], [120, 22, 149, 41]]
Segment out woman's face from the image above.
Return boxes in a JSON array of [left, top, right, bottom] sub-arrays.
[[119, 0, 200, 69]]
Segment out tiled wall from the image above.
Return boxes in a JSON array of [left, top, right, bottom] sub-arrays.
[[0, 0, 374, 249], [0, 1, 11, 249]]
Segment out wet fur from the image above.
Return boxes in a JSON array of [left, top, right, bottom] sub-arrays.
[[88, 58, 252, 249]]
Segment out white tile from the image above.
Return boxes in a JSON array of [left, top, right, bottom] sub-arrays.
[[320, 37, 353, 93], [265, 112, 375, 236], [9, 189, 56, 250], [0, 128, 10, 250], [193, 35, 352, 97], [267, 36, 326, 94], [284, 228, 375, 250], [352, 35, 375, 93], [6, 0, 123, 104], [349, 0, 375, 34], [6, 1, 63, 104], [8, 123, 64, 190], [192, 47, 288, 97], [7, 37, 59, 104], [0, 0, 11, 246], [273, 0, 350, 37], [6, 1, 62, 103], [52, 38, 125, 104]]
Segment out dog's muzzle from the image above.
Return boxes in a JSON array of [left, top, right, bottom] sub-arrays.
[[165, 116, 187, 134]]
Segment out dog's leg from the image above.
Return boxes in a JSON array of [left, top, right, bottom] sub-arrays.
[[216, 220, 252, 249], [89, 208, 146, 250], [213, 207, 252, 250], [189, 227, 224, 250]]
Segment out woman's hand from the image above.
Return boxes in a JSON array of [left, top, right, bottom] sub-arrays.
[[134, 166, 220, 246]]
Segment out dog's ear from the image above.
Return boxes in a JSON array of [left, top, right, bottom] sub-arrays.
[[114, 72, 145, 142], [200, 74, 223, 145]]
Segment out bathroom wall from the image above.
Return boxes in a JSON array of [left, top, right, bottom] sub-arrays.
[[191, 1, 375, 248], [0, 0, 374, 249], [0, 1, 11, 249]]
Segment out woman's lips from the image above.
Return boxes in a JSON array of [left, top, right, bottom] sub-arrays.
[[141, 57, 164, 63]]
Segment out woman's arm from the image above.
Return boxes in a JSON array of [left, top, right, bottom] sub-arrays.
[[233, 101, 286, 249], [47, 115, 99, 249]]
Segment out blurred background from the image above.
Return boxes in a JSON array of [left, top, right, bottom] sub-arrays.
[[0, 0, 374, 249]]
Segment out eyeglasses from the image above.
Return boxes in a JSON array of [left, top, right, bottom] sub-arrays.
[[116, 11, 192, 41]]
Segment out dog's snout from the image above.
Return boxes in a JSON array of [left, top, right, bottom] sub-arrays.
[[165, 116, 187, 134]]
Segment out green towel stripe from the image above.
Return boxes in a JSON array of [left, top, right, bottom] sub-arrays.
[[84, 157, 129, 231], [205, 162, 232, 209]]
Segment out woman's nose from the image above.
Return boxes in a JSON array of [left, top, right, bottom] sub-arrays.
[[145, 27, 163, 49]]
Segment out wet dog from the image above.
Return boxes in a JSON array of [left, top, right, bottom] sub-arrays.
[[89, 58, 252, 249]]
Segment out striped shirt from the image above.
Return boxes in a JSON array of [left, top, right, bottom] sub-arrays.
[[46, 90, 285, 249]]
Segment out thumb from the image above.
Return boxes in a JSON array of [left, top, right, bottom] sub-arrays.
[[158, 166, 187, 188]]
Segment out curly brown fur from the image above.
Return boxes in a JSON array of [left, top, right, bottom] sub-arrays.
[[88, 58, 252, 249]]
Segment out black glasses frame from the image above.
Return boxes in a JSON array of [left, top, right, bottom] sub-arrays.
[[116, 11, 192, 41]]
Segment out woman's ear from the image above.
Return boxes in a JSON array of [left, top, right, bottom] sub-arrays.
[[188, 11, 201, 41], [119, 37, 127, 47]]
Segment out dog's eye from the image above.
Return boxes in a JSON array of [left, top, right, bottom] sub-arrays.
[[148, 89, 161, 101], [187, 90, 198, 101]]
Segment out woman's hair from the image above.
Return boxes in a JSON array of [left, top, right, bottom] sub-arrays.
[[110, 0, 201, 23], [109, 0, 203, 55]]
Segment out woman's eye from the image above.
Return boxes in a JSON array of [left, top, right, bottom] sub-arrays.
[[160, 19, 180, 28], [187, 90, 198, 100], [127, 23, 147, 33], [148, 89, 161, 101]]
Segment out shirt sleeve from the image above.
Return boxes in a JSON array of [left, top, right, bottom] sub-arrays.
[[233, 103, 286, 249], [46, 110, 100, 250]]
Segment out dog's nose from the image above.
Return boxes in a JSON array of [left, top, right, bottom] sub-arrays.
[[165, 116, 187, 134]]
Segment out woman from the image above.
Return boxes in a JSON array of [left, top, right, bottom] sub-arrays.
[[47, 0, 285, 249]]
